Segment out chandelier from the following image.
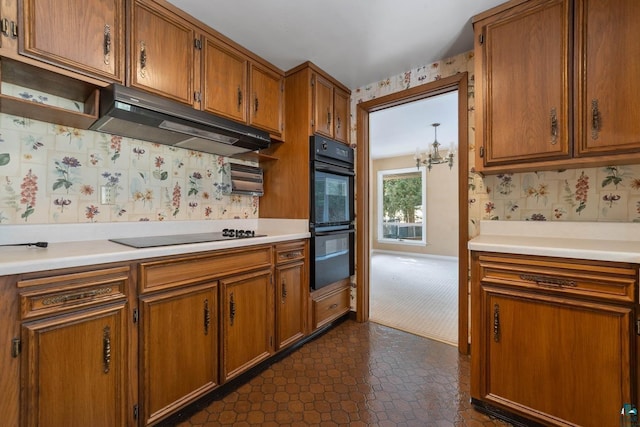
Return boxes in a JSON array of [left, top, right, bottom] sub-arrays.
[[414, 123, 455, 171]]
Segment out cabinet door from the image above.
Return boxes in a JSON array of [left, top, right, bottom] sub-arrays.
[[478, 0, 571, 167], [201, 37, 247, 122], [20, 0, 124, 82], [249, 63, 284, 138], [140, 283, 218, 426], [313, 74, 334, 138], [129, 0, 195, 105], [333, 87, 350, 144], [481, 287, 632, 427], [21, 302, 128, 427], [221, 270, 273, 381], [575, 0, 640, 156], [276, 261, 305, 349]]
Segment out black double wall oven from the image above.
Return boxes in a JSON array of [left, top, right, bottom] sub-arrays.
[[309, 135, 355, 290]]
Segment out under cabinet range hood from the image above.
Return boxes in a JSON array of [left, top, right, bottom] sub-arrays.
[[89, 84, 271, 157]]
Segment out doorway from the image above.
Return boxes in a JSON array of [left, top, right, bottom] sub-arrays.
[[368, 92, 459, 345], [354, 73, 469, 354]]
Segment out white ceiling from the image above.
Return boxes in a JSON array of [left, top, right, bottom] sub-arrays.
[[166, 0, 504, 158], [167, 0, 505, 90], [370, 91, 458, 159]]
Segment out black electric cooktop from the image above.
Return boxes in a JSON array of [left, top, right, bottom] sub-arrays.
[[109, 230, 265, 248]]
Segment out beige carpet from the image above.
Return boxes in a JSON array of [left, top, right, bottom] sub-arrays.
[[369, 251, 458, 346]]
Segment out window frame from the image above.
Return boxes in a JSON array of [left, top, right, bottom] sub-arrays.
[[376, 166, 427, 246]]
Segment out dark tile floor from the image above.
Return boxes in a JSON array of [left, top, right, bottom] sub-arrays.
[[175, 320, 512, 427]]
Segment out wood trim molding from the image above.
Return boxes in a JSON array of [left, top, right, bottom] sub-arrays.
[[355, 72, 470, 355]]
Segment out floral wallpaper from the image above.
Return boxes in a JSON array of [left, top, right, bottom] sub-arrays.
[[349, 51, 640, 240], [0, 83, 259, 224]]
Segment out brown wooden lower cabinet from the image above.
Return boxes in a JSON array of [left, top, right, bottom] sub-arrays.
[[220, 269, 274, 382], [1, 239, 313, 426], [139, 282, 218, 426], [471, 252, 638, 426], [275, 240, 308, 350], [312, 281, 350, 331], [21, 302, 129, 427]]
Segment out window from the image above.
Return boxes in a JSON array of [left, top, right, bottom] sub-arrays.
[[377, 167, 426, 245]]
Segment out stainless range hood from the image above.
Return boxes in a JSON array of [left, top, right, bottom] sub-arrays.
[[89, 84, 271, 157]]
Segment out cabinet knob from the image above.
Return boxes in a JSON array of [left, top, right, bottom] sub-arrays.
[[591, 99, 601, 140], [493, 304, 500, 343], [550, 107, 558, 145], [139, 41, 147, 78], [103, 326, 111, 373], [103, 24, 111, 65], [204, 298, 210, 335], [229, 292, 236, 326]]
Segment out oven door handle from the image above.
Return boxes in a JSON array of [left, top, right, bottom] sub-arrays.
[[314, 229, 355, 237], [314, 164, 355, 176]]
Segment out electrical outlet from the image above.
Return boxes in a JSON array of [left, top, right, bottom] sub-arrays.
[[100, 185, 115, 205]]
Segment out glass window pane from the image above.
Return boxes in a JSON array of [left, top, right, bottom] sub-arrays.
[[377, 168, 426, 244]]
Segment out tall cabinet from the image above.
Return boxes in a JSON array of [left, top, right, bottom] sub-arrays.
[[260, 61, 351, 219]]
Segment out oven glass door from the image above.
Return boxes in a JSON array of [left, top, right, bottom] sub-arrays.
[[311, 229, 354, 290], [313, 169, 353, 226]]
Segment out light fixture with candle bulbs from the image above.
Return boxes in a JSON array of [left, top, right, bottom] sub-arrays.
[[414, 122, 455, 171]]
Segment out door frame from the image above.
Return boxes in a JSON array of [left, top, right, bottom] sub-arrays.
[[354, 72, 469, 354]]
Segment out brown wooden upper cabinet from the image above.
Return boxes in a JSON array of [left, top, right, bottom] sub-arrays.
[[313, 73, 350, 144], [19, 0, 125, 83], [249, 62, 285, 139], [202, 37, 284, 140], [202, 37, 248, 123], [574, 0, 640, 157], [129, 0, 196, 105], [474, 0, 640, 174]]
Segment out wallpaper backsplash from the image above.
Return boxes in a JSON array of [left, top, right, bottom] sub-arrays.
[[349, 51, 640, 239], [0, 83, 258, 224]]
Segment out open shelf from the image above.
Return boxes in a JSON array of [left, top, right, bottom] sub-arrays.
[[0, 57, 100, 129]]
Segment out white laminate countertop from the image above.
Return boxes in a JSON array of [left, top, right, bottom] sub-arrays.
[[0, 219, 310, 275], [468, 220, 640, 263]]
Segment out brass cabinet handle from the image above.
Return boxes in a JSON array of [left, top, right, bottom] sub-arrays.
[[493, 304, 500, 343], [237, 87, 243, 110], [519, 274, 576, 288], [550, 107, 558, 145], [139, 41, 147, 77], [591, 99, 601, 140], [254, 95, 259, 113], [281, 280, 287, 302], [204, 298, 210, 335], [103, 24, 111, 65], [329, 303, 338, 310], [103, 326, 111, 373], [327, 109, 331, 129], [229, 292, 236, 326], [284, 251, 302, 259], [40, 287, 112, 306], [1, 18, 8, 36]]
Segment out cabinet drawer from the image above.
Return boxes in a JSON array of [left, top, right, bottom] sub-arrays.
[[139, 246, 272, 292], [18, 266, 129, 320], [477, 253, 637, 303], [313, 286, 350, 329], [275, 241, 306, 264]]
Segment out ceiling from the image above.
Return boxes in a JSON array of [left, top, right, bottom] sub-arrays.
[[369, 91, 458, 160], [166, 0, 505, 90], [166, 0, 505, 159]]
